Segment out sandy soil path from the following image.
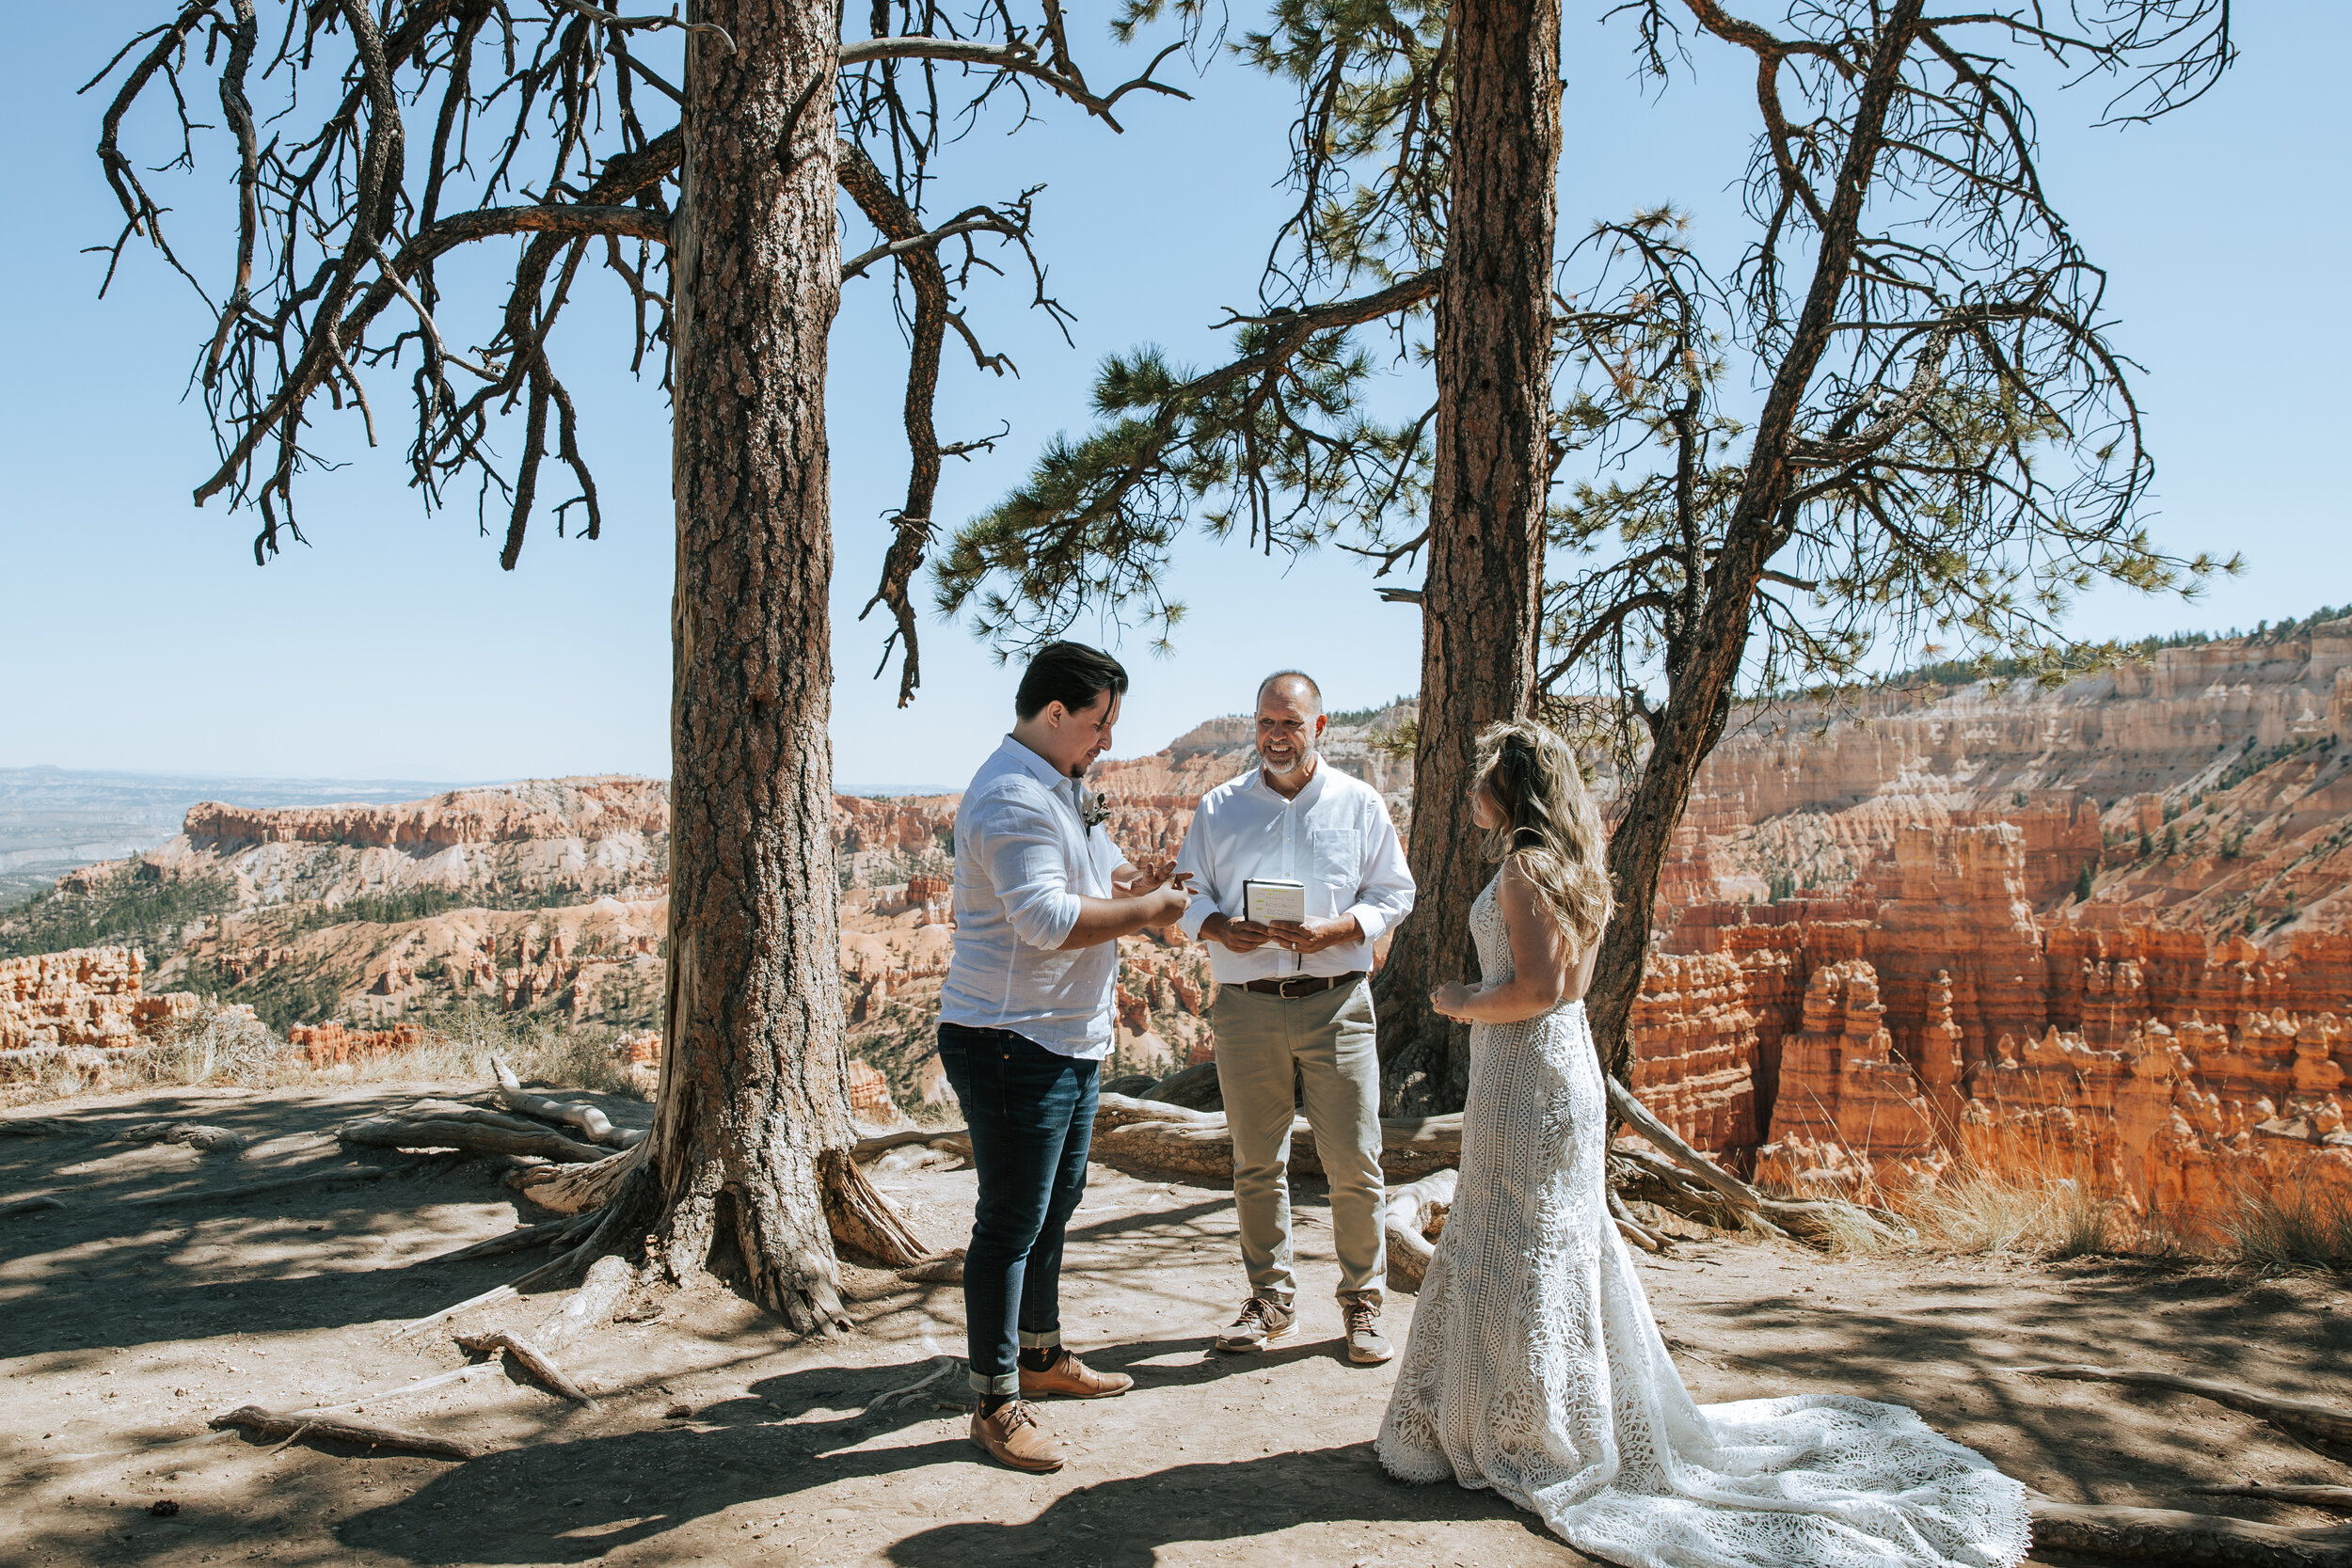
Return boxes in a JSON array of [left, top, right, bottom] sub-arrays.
[[3, 1082, 2347, 1566]]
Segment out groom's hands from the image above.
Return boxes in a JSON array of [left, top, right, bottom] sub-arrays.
[[1115, 855, 1191, 896]]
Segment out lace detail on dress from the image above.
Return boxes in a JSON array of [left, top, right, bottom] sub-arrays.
[[1376, 877, 2030, 1568]]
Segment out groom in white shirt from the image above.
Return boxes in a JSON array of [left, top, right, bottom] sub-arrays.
[[937, 641, 1194, 1474], [1173, 671, 1415, 1365]]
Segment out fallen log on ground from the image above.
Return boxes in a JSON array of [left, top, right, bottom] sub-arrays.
[[489, 1054, 645, 1148], [1087, 1093, 1461, 1182], [1382, 1168, 1456, 1290], [342, 1108, 608, 1166], [2019, 1366, 2352, 1450], [2028, 1496, 2352, 1567], [850, 1127, 969, 1163], [209, 1404, 482, 1461]]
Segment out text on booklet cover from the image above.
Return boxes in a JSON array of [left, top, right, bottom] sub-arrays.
[[1243, 879, 1307, 925]]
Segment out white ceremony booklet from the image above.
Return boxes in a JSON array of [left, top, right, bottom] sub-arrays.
[[1243, 878, 1307, 925]]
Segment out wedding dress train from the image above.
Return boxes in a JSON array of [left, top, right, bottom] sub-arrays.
[[1376, 877, 2031, 1568]]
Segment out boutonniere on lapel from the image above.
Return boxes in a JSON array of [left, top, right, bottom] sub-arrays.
[[1078, 786, 1113, 832]]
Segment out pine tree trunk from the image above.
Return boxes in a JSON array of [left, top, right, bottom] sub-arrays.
[[1375, 0, 1561, 1114], [649, 0, 919, 1335]]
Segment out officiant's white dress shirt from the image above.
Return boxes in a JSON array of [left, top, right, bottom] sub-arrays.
[[1174, 761, 1415, 985], [938, 736, 1128, 1059]]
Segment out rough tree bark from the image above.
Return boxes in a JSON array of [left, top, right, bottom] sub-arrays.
[[648, 0, 922, 1335], [1375, 0, 1562, 1115], [1584, 0, 1926, 1085]]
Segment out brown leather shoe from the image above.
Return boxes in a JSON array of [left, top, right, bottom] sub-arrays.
[[1020, 1348, 1133, 1400], [970, 1400, 1064, 1472]]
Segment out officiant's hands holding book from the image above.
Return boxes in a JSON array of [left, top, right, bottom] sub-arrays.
[[1201, 911, 1363, 954], [1266, 913, 1362, 955], [1200, 911, 1278, 953]]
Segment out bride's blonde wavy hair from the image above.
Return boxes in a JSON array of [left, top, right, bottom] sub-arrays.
[[1471, 718, 1614, 952]]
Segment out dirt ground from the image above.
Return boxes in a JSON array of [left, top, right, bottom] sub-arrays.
[[4, 1082, 2349, 1568]]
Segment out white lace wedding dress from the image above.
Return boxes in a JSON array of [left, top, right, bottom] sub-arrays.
[[1376, 876, 2031, 1568]]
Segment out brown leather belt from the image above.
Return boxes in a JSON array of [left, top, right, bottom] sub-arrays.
[[1232, 971, 1366, 999]]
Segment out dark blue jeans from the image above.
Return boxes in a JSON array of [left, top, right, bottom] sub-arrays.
[[936, 1021, 1100, 1395]]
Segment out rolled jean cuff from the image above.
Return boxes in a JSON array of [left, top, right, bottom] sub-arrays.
[[969, 1367, 1021, 1397], [1017, 1327, 1062, 1350]]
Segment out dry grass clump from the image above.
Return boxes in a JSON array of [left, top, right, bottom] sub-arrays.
[[3, 1002, 649, 1106], [300, 1004, 649, 1101], [2222, 1177, 2352, 1273], [1902, 1166, 2121, 1260]]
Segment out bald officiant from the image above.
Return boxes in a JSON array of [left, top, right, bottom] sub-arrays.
[[1171, 671, 1415, 1366]]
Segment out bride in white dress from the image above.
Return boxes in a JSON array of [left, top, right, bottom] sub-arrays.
[[1376, 720, 2030, 1568]]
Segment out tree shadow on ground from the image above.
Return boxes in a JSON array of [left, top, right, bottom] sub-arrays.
[[884, 1445, 1560, 1567], [0, 1087, 598, 1360], [1662, 1262, 2348, 1525], [325, 1346, 1536, 1567]]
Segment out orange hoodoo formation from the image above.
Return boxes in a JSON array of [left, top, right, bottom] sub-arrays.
[[0, 947, 199, 1054], [287, 1021, 428, 1067], [1633, 817, 2352, 1212]]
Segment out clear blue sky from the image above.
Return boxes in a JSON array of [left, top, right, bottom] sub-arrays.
[[3, 7, 2344, 789]]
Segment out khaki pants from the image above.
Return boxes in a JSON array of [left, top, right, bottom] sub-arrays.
[[1211, 977, 1385, 1305]]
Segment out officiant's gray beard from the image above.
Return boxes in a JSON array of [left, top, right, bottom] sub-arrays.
[[1262, 736, 1317, 779]]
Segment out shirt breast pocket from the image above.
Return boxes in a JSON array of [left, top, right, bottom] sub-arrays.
[[1311, 827, 1361, 889]]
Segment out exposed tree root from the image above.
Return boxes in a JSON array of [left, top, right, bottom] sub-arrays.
[[820, 1148, 931, 1267], [2020, 1366, 2352, 1451], [453, 1329, 595, 1404], [2028, 1496, 2352, 1566], [1383, 1168, 1457, 1290], [342, 1108, 607, 1165], [121, 1121, 248, 1154], [508, 1143, 644, 1215], [2190, 1487, 2352, 1513], [209, 1405, 482, 1461], [426, 1212, 601, 1265], [1612, 1147, 1791, 1241], [490, 1054, 644, 1148], [1607, 1079, 1912, 1247], [532, 1256, 635, 1347], [3, 1195, 67, 1218], [1607, 1186, 1668, 1254]]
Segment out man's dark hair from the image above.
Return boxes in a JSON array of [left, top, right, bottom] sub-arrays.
[[1016, 641, 1130, 721]]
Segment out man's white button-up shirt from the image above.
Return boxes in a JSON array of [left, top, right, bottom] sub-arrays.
[[938, 736, 1127, 1059], [1173, 761, 1415, 985]]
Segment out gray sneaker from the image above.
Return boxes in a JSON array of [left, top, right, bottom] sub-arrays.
[[1343, 1298, 1391, 1364], [1214, 1295, 1297, 1352]]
